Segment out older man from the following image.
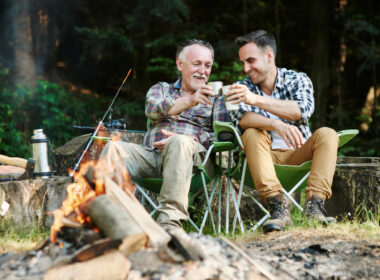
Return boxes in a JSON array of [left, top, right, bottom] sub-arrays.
[[97, 39, 229, 231], [227, 30, 339, 233]]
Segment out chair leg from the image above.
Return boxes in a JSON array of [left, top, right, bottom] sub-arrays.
[[246, 192, 271, 232], [135, 184, 201, 232], [218, 174, 222, 233], [218, 153, 223, 234], [134, 184, 158, 214], [251, 213, 270, 232], [201, 172, 216, 234], [199, 178, 218, 233], [232, 158, 248, 234], [282, 171, 310, 212], [229, 180, 244, 233]]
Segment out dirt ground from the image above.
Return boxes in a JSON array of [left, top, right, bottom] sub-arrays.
[[236, 227, 380, 280]]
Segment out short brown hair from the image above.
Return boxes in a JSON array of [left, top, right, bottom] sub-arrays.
[[235, 30, 277, 57]]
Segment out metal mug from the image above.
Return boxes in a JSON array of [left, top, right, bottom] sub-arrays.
[[30, 129, 54, 178], [207, 81, 223, 96]]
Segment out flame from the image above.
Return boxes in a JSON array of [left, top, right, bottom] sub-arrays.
[[50, 140, 135, 243], [50, 161, 99, 243]]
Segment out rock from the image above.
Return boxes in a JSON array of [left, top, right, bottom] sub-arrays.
[[0, 176, 71, 228], [326, 156, 380, 219]]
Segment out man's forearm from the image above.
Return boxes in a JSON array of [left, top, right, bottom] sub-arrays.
[[240, 112, 278, 130], [253, 95, 301, 121], [167, 96, 193, 115]]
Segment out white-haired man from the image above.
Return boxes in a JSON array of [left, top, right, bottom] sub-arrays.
[[98, 39, 229, 230]]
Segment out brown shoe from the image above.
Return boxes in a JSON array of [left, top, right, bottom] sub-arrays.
[[304, 195, 336, 225], [262, 194, 293, 233]]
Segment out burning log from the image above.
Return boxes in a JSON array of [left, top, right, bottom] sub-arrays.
[[87, 194, 143, 240], [104, 175, 170, 246], [43, 250, 130, 280]]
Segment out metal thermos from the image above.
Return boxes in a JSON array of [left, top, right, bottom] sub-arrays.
[[30, 129, 53, 178]]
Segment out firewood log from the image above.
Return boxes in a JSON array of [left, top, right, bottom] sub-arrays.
[[104, 176, 171, 246], [87, 195, 143, 240]]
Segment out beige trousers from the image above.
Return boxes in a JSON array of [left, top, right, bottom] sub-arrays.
[[98, 135, 212, 226], [241, 127, 339, 202]]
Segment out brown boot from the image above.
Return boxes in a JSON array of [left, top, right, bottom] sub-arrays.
[[262, 194, 293, 234], [304, 195, 336, 225]]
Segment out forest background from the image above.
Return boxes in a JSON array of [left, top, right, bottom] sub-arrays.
[[0, 0, 379, 158]]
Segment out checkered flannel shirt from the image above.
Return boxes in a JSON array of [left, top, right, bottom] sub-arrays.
[[230, 67, 314, 140], [143, 78, 230, 149]]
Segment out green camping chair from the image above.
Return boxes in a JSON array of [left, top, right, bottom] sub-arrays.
[[93, 131, 238, 234], [212, 121, 359, 233]]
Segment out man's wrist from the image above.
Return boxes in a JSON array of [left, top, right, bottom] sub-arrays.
[[271, 119, 280, 130]]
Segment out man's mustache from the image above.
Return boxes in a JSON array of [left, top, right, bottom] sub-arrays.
[[193, 74, 207, 79]]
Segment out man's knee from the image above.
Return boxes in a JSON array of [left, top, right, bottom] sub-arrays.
[[165, 135, 196, 151], [101, 141, 137, 158], [242, 128, 268, 147], [313, 127, 339, 147]]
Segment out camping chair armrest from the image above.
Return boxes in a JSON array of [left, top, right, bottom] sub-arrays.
[[337, 129, 359, 147], [200, 143, 216, 168], [213, 121, 244, 149]]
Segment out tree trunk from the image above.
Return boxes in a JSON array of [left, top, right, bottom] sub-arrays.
[[325, 157, 380, 219], [0, 176, 71, 228], [309, 0, 330, 129], [9, 0, 36, 86]]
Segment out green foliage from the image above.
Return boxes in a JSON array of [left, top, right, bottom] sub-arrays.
[[0, 66, 146, 158], [338, 137, 380, 157], [75, 27, 134, 59], [146, 57, 178, 81], [209, 61, 246, 85], [0, 64, 30, 157], [28, 80, 101, 148]]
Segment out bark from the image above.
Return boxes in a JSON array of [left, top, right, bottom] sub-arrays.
[[104, 176, 171, 246], [9, 0, 36, 86], [87, 195, 143, 240], [0, 176, 70, 228], [309, 0, 330, 129], [325, 157, 380, 219], [54, 131, 145, 176]]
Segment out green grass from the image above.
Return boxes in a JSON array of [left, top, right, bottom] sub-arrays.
[[189, 195, 380, 243], [1, 199, 378, 254], [0, 220, 49, 254]]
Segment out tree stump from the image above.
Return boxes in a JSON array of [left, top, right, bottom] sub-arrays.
[[54, 131, 145, 176], [325, 157, 380, 219], [0, 176, 71, 228]]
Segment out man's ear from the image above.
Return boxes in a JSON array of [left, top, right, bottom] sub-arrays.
[[176, 58, 183, 72], [265, 49, 274, 64]]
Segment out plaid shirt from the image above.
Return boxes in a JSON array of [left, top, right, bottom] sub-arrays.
[[143, 79, 230, 149], [230, 67, 314, 140]]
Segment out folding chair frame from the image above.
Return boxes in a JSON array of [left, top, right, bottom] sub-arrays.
[[212, 121, 359, 233]]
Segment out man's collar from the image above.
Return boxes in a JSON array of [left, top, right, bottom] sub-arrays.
[[174, 78, 182, 90], [274, 67, 285, 89]]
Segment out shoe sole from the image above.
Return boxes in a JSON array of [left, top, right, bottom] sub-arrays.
[[263, 223, 284, 234]]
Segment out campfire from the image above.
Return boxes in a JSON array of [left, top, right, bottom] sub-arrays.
[[0, 140, 274, 280]]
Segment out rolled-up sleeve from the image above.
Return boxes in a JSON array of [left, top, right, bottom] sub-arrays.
[[289, 73, 314, 121], [230, 96, 265, 128], [145, 82, 175, 120]]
